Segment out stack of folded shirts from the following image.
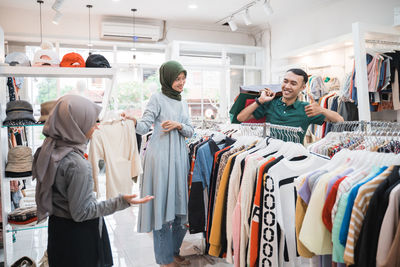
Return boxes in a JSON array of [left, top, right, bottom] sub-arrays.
[[8, 207, 37, 225]]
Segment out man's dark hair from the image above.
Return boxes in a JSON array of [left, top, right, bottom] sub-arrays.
[[287, 68, 308, 84]]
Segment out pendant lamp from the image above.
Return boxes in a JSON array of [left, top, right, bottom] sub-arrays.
[[86, 4, 93, 53]]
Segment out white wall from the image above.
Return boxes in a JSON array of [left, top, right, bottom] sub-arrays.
[[269, 0, 399, 59], [0, 26, 4, 63], [0, 6, 254, 47]]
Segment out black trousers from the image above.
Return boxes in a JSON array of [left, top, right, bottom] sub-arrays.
[[48, 215, 113, 267]]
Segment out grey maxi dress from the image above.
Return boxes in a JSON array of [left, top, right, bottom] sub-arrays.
[[136, 92, 194, 232]]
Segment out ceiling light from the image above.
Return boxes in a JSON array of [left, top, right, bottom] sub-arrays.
[[52, 0, 64, 11], [241, 9, 252, 25], [262, 0, 273, 16], [52, 11, 62, 25], [188, 0, 198, 9], [131, 8, 137, 61], [228, 17, 238, 32]]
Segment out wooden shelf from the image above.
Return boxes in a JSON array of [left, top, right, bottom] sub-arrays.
[[0, 66, 116, 78]]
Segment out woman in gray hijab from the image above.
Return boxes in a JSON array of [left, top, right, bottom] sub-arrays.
[[33, 94, 153, 267]]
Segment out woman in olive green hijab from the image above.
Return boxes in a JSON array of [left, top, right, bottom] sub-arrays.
[[123, 60, 194, 266]]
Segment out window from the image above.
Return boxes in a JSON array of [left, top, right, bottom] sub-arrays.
[[184, 69, 221, 120], [173, 41, 265, 120], [111, 67, 160, 117]]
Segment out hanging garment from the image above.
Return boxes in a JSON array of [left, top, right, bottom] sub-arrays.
[[259, 155, 328, 267], [343, 166, 393, 264], [376, 183, 400, 267], [89, 119, 142, 199], [354, 166, 400, 267]]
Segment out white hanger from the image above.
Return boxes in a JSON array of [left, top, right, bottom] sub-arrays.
[[211, 131, 226, 144]]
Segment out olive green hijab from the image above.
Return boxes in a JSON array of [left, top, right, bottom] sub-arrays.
[[159, 60, 187, 101]]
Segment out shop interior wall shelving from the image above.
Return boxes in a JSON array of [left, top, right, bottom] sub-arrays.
[[0, 37, 116, 266]]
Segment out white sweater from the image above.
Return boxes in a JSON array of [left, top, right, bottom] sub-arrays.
[[259, 155, 329, 267]]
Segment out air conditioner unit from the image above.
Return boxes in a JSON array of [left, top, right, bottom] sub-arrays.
[[101, 18, 163, 42]]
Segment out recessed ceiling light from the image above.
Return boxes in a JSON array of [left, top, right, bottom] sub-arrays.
[[188, 4, 198, 9]]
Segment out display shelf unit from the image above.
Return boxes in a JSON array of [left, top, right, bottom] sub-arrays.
[[0, 44, 117, 266], [6, 224, 47, 233], [3, 177, 32, 182], [352, 22, 400, 122], [2, 124, 43, 128], [0, 66, 115, 79]]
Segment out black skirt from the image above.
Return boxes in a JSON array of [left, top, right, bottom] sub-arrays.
[[47, 215, 113, 267]]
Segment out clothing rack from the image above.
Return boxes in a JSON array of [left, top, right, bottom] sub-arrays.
[[192, 118, 225, 131], [240, 122, 304, 142], [330, 120, 400, 134], [310, 121, 400, 157], [365, 39, 400, 46]]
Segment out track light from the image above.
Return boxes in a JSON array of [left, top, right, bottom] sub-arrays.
[[52, 11, 62, 25], [262, 0, 273, 16], [52, 0, 64, 11], [227, 17, 238, 32], [241, 9, 252, 25]]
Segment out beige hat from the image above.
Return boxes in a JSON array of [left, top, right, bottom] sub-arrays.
[[6, 146, 33, 173], [38, 100, 57, 123]]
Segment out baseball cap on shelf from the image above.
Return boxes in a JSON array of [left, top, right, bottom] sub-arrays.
[[33, 41, 60, 67], [60, 52, 86, 67], [86, 54, 111, 68], [5, 52, 31, 66]]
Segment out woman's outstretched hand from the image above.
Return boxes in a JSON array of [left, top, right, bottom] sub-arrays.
[[120, 110, 137, 125], [123, 194, 154, 205], [161, 120, 182, 132]]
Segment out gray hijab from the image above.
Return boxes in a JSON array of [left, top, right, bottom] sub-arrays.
[[33, 94, 101, 222]]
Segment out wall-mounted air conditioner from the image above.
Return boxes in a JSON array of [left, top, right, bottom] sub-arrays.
[[101, 17, 164, 42]]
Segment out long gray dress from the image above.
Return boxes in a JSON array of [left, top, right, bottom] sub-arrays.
[[136, 92, 194, 232]]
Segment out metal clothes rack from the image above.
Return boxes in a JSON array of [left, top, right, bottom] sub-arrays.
[[365, 39, 400, 46], [331, 121, 400, 134], [240, 122, 304, 143], [191, 118, 226, 131]]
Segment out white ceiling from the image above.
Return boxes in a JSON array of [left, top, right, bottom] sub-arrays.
[[0, 0, 331, 28]]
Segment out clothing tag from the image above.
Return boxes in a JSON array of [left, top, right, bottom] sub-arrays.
[[374, 92, 380, 103]]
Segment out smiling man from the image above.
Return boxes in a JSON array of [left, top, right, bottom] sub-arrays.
[[237, 68, 344, 143]]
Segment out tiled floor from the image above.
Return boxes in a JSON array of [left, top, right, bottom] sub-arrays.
[[7, 177, 233, 266]]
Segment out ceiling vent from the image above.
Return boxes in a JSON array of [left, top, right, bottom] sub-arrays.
[[101, 17, 164, 42]]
